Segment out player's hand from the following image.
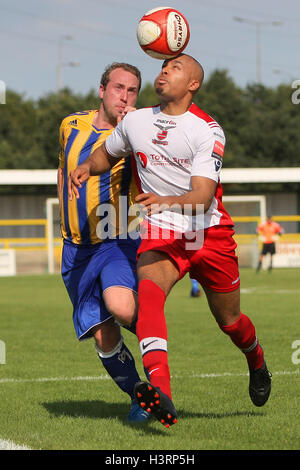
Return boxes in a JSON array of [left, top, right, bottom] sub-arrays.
[[135, 192, 169, 216], [117, 106, 136, 124], [68, 164, 91, 200]]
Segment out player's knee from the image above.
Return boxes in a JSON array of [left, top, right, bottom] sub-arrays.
[[107, 302, 136, 326], [217, 309, 240, 326], [103, 289, 137, 326]]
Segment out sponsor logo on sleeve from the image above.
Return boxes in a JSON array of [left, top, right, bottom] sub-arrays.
[[211, 140, 224, 161], [211, 140, 224, 172]]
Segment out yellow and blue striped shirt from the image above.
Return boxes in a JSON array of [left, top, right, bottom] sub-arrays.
[[58, 110, 139, 245]]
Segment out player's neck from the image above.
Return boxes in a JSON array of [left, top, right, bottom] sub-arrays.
[[92, 109, 115, 130], [160, 98, 192, 116]]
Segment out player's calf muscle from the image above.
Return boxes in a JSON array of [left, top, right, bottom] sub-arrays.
[[203, 287, 240, 325], [92, 319, 120, 352]]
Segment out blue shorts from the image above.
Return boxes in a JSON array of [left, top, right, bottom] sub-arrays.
[[61, 237, 140, 340]]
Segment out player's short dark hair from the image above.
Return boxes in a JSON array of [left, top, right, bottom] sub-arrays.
[[101, 63, 142, 91]]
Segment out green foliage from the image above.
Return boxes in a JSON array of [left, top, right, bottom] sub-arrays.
[[194, 70, 249, 166], [136, 82, 158, 108], [1, 71, 300, 171], [0, 90, 39, 169], [0, 88, 99, 170], [35, 88, 99, 169]]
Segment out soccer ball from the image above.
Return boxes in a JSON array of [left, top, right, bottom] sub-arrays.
[[137, 7, 190, 60]]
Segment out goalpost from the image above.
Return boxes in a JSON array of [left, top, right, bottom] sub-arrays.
[[223, 195, 267, 268], [46, 198, 59, 274], [223, 195, 266, 222]]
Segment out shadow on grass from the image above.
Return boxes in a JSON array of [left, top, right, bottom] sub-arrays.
[[42, 400, 165, 435], [43, 399, 129, 420], [42, 400, 264, 430]]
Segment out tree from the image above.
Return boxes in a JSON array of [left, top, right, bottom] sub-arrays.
[[194, 69, 250, 167], [0, 73, 299, 175], [0, 90, 40, 169], [136, 83, 158, 108], [35, 88, 99, 168], [239, 83, 300, 168]]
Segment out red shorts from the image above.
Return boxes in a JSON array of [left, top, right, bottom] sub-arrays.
[[137, 221, 240, 293]]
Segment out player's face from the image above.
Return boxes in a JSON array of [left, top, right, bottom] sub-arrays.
[[154, 56, 196, 102], [100, 68, 139, 124]]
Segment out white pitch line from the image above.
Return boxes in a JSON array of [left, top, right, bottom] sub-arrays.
[[0, 439, 31, 450], [0, 370, 299, 385], [188, 370, 300, 378], [0, 375, 111, 384], [240, 287, 300, 294]]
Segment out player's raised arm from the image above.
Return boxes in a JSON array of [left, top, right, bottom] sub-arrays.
[[68, 142, 120, 200]]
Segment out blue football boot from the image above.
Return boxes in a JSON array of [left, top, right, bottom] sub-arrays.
[[126, 399, 151, 422]]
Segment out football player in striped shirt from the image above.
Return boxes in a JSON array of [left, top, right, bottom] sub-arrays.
[[58, 63, 150, 422]]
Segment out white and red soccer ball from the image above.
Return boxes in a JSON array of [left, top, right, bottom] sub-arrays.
[[137, 7, 190, 60]]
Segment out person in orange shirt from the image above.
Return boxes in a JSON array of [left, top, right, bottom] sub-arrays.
[[256, 216, 284, 272]]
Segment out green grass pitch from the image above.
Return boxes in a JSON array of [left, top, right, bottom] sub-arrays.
[[0, 268, 299, 450]]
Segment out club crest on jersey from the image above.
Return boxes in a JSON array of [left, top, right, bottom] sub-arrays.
[[152, 123, 176, 146]]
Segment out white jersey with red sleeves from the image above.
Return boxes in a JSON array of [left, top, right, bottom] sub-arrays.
[[105, 103, 233, 232]]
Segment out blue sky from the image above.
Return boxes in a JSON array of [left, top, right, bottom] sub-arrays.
[[0, 0, 299, 99]]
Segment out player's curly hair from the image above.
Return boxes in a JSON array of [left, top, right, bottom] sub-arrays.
[[101, 63, 142, 91]]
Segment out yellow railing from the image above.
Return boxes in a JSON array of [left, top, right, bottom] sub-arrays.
[[0, 215, 299, 250], [0, 237, 63, 250], [0, 218, 48, 250], [235, 233, 300, 244], [231, 215, 300, 222], [231, 216, 261, 222], [0, 219, 47, 226]]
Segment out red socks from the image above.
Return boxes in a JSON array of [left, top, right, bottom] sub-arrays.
[[136, 279, 172, 399], [219, 313, 264, 370], [136, 278, 263, 402]]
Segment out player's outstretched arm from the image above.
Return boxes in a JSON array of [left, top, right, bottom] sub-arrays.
[[68, 143, 120, 200]]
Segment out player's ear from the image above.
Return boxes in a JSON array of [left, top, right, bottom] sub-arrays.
[[99, 84, 105, 100], [189, 79, 200, 93]]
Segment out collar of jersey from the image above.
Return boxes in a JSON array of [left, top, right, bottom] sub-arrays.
[[156, 102, 195, 119]]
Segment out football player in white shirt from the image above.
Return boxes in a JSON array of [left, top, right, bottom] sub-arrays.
[[68, 54, 271, 428]]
